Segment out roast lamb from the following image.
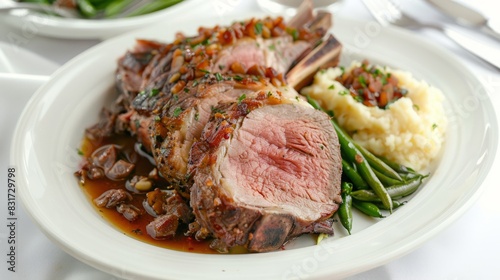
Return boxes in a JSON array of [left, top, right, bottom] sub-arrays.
[[80, 0, 343, 253]]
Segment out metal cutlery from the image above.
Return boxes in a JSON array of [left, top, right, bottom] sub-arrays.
[[362, 0, 500, 70], [425, 0, 500, 41]]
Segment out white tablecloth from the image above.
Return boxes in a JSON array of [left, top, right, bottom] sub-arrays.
[[1, 0, 499, 279]]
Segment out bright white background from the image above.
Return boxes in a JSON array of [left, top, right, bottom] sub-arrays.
[[1, 0, 499, 279]]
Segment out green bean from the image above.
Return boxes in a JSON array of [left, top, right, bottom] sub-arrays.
[[338, 182, 353, 235], [306, 94, 322, 110], [308, 94, 402, 182], [127, 0, 183, 17], [104, 0, 134, 18], [77, 0, 97, 18], [380, 156, 416, 174], [351, 175, 425, 202], [400, 171, 422, 181], [333, 120, 393, 211], [374, 200, 406, 210], [354, 143, 403, 182], [307, 95, 393, 211], [352, 200, 385, 218], [342, 159, 369, 190], [373, 168, 402, 186]]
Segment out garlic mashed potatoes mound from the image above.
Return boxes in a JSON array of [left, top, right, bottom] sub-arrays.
[[301, 61, 447, 172]]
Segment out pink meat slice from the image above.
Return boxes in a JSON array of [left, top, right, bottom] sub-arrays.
[[191, 101, 342, 252]]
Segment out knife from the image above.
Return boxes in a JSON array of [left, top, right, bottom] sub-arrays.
[[425, 0, 500, 41]]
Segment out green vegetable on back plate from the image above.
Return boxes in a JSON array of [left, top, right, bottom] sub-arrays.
[[126, 0, 183, 17], [20, 0, 184, 19]]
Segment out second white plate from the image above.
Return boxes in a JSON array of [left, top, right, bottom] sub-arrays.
[[2, 0, 203, 39]]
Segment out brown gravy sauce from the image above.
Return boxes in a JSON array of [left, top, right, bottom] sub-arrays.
[[78, 133, 222, 254]]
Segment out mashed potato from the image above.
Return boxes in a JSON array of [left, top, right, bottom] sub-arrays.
[[301, 61, 447, 172]]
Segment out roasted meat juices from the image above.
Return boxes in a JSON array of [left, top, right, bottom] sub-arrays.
[[77, 0, 344, 253]]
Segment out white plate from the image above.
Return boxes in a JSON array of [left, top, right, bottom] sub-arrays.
[[2, 0, 203, 39], [0, 41, 59, 75], [12, 14, 498, 279]]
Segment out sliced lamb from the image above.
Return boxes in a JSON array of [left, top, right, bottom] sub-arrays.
[[110, 10, 335, 184], [189, 97, 342, 252]]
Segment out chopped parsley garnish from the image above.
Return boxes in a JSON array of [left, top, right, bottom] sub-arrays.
[[254, 22, 263, 35], [154, 116, 161, 122], [340, 66, 345, 75], [372, 68, 382, 76], [339, 90, 349, 96], [149, 88, 160, 97], [413, 104, 420, 111], [354, 95, 364, 103], [211, 106, 225, 114], [267, 91, 273, 97], [215, 72, 223, 81], [361, 62, 368, 71], [199, 69, 210, 74], [194, 112, 199, 121], [192, 80, 199, 86], [218, 64, 225, 70], [237, 94, 246, 104], [173, 107, 183, 117], [432, 123, 438, 130], [328, 84, 335, 90], [233, 75, 243, 81], [268, 44, 276, 51], [77, 149, 84, 156], [183, 87, 189, 93], [381, 75, 388, 85], [286, 28, 299, 41], [358, 76, 367, 88]]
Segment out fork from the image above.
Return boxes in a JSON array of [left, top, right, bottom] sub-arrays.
[[362, 0, 500, 70]]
